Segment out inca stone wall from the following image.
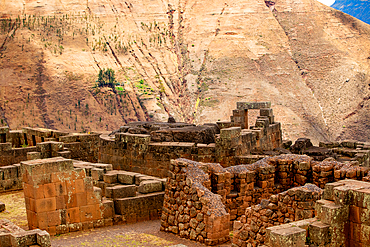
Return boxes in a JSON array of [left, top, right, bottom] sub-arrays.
[[161, 159, 230, 245], [233, 184, 323, 246], [264, 179, 370, 247], [90, 165, 165, 224], [21, 157, 113, 236], [98, 102, 283, 178], [162, 155, 370, 246]]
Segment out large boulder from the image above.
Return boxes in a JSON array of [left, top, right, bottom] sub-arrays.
[[290, 138, 313, 154]]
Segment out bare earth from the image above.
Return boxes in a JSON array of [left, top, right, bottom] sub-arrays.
[[51, 220, 211, 247]]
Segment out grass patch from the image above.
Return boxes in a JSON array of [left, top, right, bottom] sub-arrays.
[[0, 191, 28, 229]]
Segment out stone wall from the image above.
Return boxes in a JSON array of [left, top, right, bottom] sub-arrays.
[[0, 163, 23, 192], [87, 163, 166, 224], [233, 184, 323, 246], [22, 127, 69, 147], [21, 157, 113, 236], [99, 119, 282, 178], [160, 155, 370, 246], [60, 133, 100, 163], [0, 144, 37, 167], [320, 140, 370, 166], [264, 179, 370, 247], [161, 159, 230, 245]]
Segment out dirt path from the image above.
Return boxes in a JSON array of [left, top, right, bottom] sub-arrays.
[[51, 220, 227, 247]]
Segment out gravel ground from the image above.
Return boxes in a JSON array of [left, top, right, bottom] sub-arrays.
[[51, 220, 232, 247]]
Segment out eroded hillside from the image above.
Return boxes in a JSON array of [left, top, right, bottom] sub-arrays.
[[0, 0, 369, 143]]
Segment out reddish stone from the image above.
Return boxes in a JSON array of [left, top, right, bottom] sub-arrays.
[[80, 204, 96, 222], [76, 192, 87, 207], [26, 210, 37, 229], [35, 197, 57, 213], [86, 191, 99, 205], [51, 173, 61, 183], [67, 207, 80, 223], [75, 179, 85, 193], [66, 180, 76, 194], [47, 210, 61, 226], [56, 196, 66, 210], [36, 211, 48, 229], [84, 177, 94, 192], [55, 182, 67, 196], [48, 226, 57, 236], [34, 185, 45, 199], [65, 193, 78, 208], [29, 198, 36, 211], [23, 183, 34, 198], [44, 183, 56, 198], [349, 206, 361, 224], [93, 204, 103, 220]]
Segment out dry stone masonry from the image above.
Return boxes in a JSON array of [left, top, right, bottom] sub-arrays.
[[264, 179, 370, 247], [1, 102, 370, 246], [233, 184, 323, 246], [21, 157, 112, 236], [99, 102, 282, 177], [161, 158, 230, 245]]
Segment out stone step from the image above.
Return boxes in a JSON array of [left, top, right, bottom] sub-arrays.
[[315, 199, 347, 225], [308, 221, 331, 246]]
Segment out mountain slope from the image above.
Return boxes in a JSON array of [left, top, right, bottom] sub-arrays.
[[0, 0, 370, 143]]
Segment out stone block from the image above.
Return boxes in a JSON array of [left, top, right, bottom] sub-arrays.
[[103, 172, 118, 184], [36, 229, 51, 246], [138, 180, 162, 194], [20, 157, 74, 177], [134, 175, 157, 186], [308, 221, 331, 246], [101, 200, 114, 219], [0, 232, 11, 247], [91, 168, 104, 181], [237, 101, 271, 110], [57, 151, 71, 159], [220, 127, 241, 139], [0, 143, 11, 151], [315, 199, 347, 225], [27, 152, 42, 160], [117, 172, 137, 184], [105, 185, 136, 199], [0, 166, 18, 179], [268, 225, 306, 247], [114, 192, 164, 215], [91, 163, 113, 172], [10, 231, 37, 246]]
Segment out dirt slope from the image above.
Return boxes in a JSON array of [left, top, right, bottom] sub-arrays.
[[0, 0, 369, 143]]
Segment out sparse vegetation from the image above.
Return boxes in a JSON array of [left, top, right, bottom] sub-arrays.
[[97, 68, 116, 88]]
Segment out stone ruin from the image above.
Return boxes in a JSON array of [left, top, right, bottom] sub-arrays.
[[265, 179, 370, 247], [0, 101, 370, 246], [0, 219, 50, 247]]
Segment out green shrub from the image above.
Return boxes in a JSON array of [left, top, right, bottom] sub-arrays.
[[98, 68, 116, 88]]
